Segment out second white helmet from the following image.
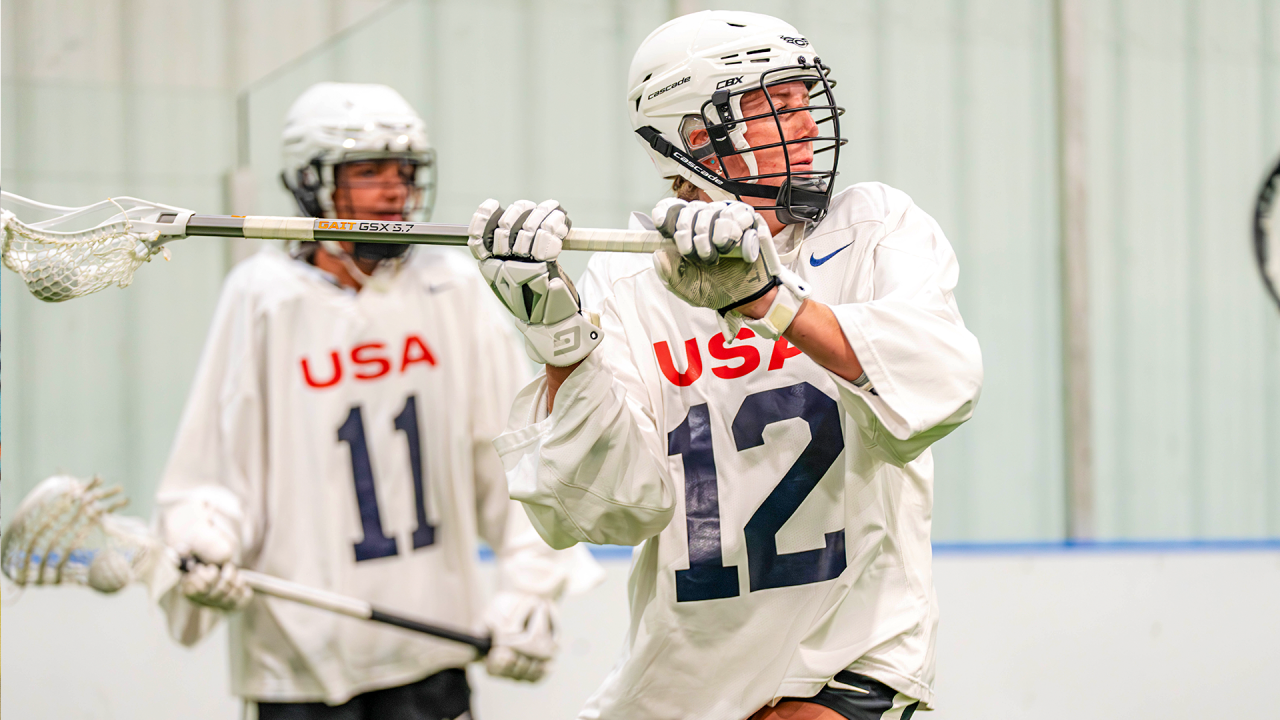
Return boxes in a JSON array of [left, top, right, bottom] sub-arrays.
[[281, 82, 436, 221]]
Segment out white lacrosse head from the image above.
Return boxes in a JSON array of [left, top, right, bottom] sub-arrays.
[[626, 11, 844, 223], [281, 82, 437, 220], [1, 475, 171, 594], [0, 191, 191, 302]]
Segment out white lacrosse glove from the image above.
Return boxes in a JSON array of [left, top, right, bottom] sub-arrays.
[[650, 198, 812, 340], [469, 199, 602, 366], [483, 591, 558, 682], [651, 197, 764, 264], [179, 559, 252, 612], [166, 497, 252, 612]]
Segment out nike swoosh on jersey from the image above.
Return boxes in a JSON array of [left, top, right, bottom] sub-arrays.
[[809, 242, 854, 267], [827, 680, 870, 694]]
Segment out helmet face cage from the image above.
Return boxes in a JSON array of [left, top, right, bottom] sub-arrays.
[[287, 149, 437, 222], [695, 57, 845, 225]]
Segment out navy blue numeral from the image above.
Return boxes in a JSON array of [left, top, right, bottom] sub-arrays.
[[669, 404, 741, 602], [734, 383, 846, 591], [395, 396, 436, 549], [669, 383, 846, 602], [339, 406, 399, 561], [339, 395, 435, 563]]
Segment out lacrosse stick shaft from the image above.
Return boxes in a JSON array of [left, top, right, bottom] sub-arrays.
[[0, 472, 486, 655], [163, 213, 674, 254], [239, 569, 492, 655]]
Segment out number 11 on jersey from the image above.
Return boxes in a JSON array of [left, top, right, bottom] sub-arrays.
[[337, 395, 437, 562]]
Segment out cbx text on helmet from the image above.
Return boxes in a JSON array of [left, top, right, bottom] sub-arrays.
[[627, 11, 845, 225], [281, 82, 436, 260]]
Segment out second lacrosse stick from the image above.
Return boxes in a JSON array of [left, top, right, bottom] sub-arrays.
[[2, 474, 491, 655]]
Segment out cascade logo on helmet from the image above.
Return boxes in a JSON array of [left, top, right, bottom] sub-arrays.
[[647, 76, 691, 101], [779, 35, 809, 46]]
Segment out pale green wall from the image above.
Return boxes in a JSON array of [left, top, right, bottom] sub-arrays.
[[4, 0, 1278, 541], [1086, 0, 1280, 538], [1, 0, 399, 515]]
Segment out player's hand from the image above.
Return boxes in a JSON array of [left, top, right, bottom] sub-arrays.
[[650, 198, 775, 321], [651, 198, 811, 341], [469, 199, 602, 366], [652, 246, 773, 336], [168, 503, 253, 612], [650, 198, 764, 264], [180, 558, 252, 611], [483, 592, 558, 682]]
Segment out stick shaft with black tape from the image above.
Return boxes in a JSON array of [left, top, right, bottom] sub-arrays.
[[239, 569, 492, 655]]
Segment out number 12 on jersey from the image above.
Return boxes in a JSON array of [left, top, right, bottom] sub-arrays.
[[669, 382, 846, 602], [338, 395, 436, 562]]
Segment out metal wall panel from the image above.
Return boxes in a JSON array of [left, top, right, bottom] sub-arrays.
[[235, 0, 1066, 541], [1086, 0, 1280, 538], [1, 0, 400, 516], [702, 1, 1065, 539], [4, 0, 1277, 542]]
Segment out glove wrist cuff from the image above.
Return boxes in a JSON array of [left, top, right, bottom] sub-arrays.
[[719, 276, 781, 316], [520, 313, 603, 366], [741, 273, 811, 340]]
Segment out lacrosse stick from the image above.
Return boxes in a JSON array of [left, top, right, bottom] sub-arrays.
[[0, 190, 713, 303], [1, 474, 492, 655], [1255, 155, 1280, 313]]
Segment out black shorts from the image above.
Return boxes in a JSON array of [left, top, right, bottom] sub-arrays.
[[781, 671, 920, 720], [255, 668, 471, 720]]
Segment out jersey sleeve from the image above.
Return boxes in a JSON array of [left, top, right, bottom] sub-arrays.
[[465, 275, 603, 599], [152, 264, 269, 645], [827, 188, 984, 467], [493, 257, 676, 550]]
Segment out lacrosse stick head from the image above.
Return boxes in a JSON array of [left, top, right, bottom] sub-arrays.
[[1256, 155, 1280, 313], [1, 475, 173, 594], [0, 191, 189, 302]]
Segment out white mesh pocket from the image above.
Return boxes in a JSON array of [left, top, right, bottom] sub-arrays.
[[1, 210, 159, 302], [1, 476, 163, 592]]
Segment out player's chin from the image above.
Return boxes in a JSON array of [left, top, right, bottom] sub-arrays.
[[358, 212, 405, 222]]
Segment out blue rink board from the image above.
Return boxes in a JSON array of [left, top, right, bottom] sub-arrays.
[[479, 538, 1280, 561]]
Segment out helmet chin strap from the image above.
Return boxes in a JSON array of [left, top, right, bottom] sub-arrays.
[[319, 240, 373, 288], [676, 150, 765, 206], [318, 240, 404, 291], [637, 126, 794, 214]]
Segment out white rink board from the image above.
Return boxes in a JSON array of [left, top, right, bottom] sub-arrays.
[[3, 548, 1278, 720]]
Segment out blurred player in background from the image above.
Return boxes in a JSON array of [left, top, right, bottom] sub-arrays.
[[154, 82, 599, 720], [468, 11, 982, 720]]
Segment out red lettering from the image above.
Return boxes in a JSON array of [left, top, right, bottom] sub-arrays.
[[351, 343, 391, 380], [401, 334, 437, 372], [708, 329, 760, 379], [654, 338, 703, 387], [301, 351, 343, 388], [768, 337, 804, 370]]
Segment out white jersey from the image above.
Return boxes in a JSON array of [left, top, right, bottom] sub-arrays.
[[494, 183, 983, 719], [155, 246, 588, 704]]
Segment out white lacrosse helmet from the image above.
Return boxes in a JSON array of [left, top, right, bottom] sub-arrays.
[[627, 11, 845, 224], [281, 82, 436, 222]]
